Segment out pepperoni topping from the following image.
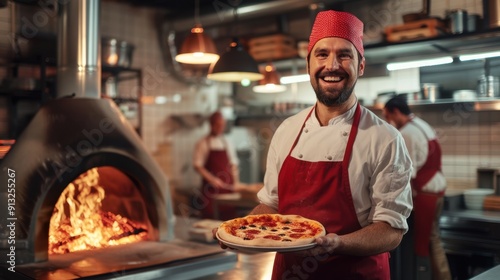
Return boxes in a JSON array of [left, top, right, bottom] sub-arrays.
[[245, 229, 261, 235], [289, 233, 305, 239], [291, 228, 306, 233], [264, 235, 282, 240], [244, 235, 255, 240]]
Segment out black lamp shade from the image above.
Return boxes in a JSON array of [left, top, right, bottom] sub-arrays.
[[207, 40, 264, 82]]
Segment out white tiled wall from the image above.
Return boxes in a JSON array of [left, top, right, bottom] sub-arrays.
[[431, 110, 500, 189]]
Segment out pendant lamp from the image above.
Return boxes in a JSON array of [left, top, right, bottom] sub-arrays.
[[253, 63, 287, 93], [174, 0, 219, 64], [207, 38, 263, 82]]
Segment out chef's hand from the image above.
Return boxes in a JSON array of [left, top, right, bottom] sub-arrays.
[[212, 227, 233, 250], [292, 233, 339, 257], [210, 177, 230, 189]]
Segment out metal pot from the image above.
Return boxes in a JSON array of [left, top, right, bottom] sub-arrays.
[[102, 76, 118, 98], [448, 9, 468, 34], [477, 75, 499, 97], [421, 83, 440, 102], [467, 14, 481, 32], [101, 38, 135, 68]]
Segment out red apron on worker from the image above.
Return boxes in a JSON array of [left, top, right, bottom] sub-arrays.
[[410, 120, 444, 257], [200, 138, 235, 220], [272, 103, 390, 280]]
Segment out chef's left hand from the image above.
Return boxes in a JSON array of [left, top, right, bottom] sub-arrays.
[[292, 233, 339, 257]]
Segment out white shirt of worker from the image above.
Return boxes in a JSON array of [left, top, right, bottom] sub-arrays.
[[257, 103, 414, 233], [400, 116, 446, 193], [193, 135, 239, 168]]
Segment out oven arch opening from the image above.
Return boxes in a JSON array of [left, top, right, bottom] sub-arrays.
[[33, 152, 173, 262], [48, 165, 152, 255]]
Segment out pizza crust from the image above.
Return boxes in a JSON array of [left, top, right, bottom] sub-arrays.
[[217, 214, 326, 248]]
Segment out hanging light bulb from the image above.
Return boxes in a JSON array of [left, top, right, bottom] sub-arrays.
[[207, 38, 263, 82], [175, 0, 219, 64], [253, 63, 287, 93]]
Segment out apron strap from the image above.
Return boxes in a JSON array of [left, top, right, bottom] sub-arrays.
[[286, 106, 315, 157], [342, 103, 362, 168]]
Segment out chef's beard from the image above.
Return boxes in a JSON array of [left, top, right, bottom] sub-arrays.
[[313, 78, 356, 106]]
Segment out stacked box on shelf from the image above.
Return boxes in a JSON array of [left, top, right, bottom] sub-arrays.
[[248, 34, 298, 62]]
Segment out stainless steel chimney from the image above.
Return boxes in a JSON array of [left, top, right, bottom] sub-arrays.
[[56, 0, 101, 98]]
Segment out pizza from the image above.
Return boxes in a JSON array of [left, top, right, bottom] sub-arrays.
[[216, 214, 326, 247]]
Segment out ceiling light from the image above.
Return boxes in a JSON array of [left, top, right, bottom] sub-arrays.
[[386, 56, 453, 71], [280, 74, 310, 84], [207, 39, 263, 82], [253, 63, 287, 93], [175, 24, 219, 64], [459, 51, 500, 61], [174, 0, 219, 64]]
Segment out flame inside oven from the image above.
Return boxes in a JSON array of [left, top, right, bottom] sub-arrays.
[[48, 167, 150, 255]]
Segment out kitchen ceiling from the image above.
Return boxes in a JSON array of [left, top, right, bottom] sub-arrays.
[[122, 0, 352, 25], [123, 0, 274, 19]]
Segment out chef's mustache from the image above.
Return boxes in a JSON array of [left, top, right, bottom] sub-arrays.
[[318, 69, 348, 79]]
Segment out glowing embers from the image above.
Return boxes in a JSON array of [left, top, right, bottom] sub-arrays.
[[49, 167, 148, 255]]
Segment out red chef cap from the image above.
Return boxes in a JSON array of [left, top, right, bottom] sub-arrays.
[[308, 10, 364, 57]]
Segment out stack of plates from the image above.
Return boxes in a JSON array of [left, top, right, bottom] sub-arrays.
[[453, 90, 477, 101], [464, 189, 494, 210], [188, 219, 223, 243]]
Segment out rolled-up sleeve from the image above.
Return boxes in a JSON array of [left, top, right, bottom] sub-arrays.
[[370, 134, 413, 233]]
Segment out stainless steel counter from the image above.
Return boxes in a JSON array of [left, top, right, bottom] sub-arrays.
[[471, 265, 500, 280], [190, 252, 276, 280], [174, 216, 276, 280], [440, 209, 500, 279]]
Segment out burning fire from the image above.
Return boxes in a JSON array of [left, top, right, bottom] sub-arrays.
[[49, 168, 148, 255]]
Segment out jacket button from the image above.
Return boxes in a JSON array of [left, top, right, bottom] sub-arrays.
[[343, 131, 348, 136], [298, 154, 303, 158], [327, 156, 333, 160], [304, 129, 309, 133]]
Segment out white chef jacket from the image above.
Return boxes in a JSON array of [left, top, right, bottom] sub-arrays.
[[193, 135, 239, 168], [257, 103, 414, 232], [400, 117, 446, 193]]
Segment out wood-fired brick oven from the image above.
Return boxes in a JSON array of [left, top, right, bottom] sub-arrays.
[[0, 97, 175, 264]]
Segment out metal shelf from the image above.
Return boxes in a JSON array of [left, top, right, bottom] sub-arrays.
[[364, 27, 500, 65], [369, 98, 500, 112]]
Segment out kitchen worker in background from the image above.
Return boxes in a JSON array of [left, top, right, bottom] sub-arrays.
[[193, 111, 239, 220], [225, 10, 414, 279], [383, 95, 451, 280]]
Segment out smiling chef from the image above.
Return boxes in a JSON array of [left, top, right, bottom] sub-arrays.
[[246, 10, 414, 279]]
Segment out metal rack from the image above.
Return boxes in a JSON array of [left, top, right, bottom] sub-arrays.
[[102, 66, 143, 136]]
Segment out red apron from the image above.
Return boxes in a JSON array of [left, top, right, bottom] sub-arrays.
[[409, 121, 444, 257], [272, 103, 390, 280], [200, 139, 235, 220]]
